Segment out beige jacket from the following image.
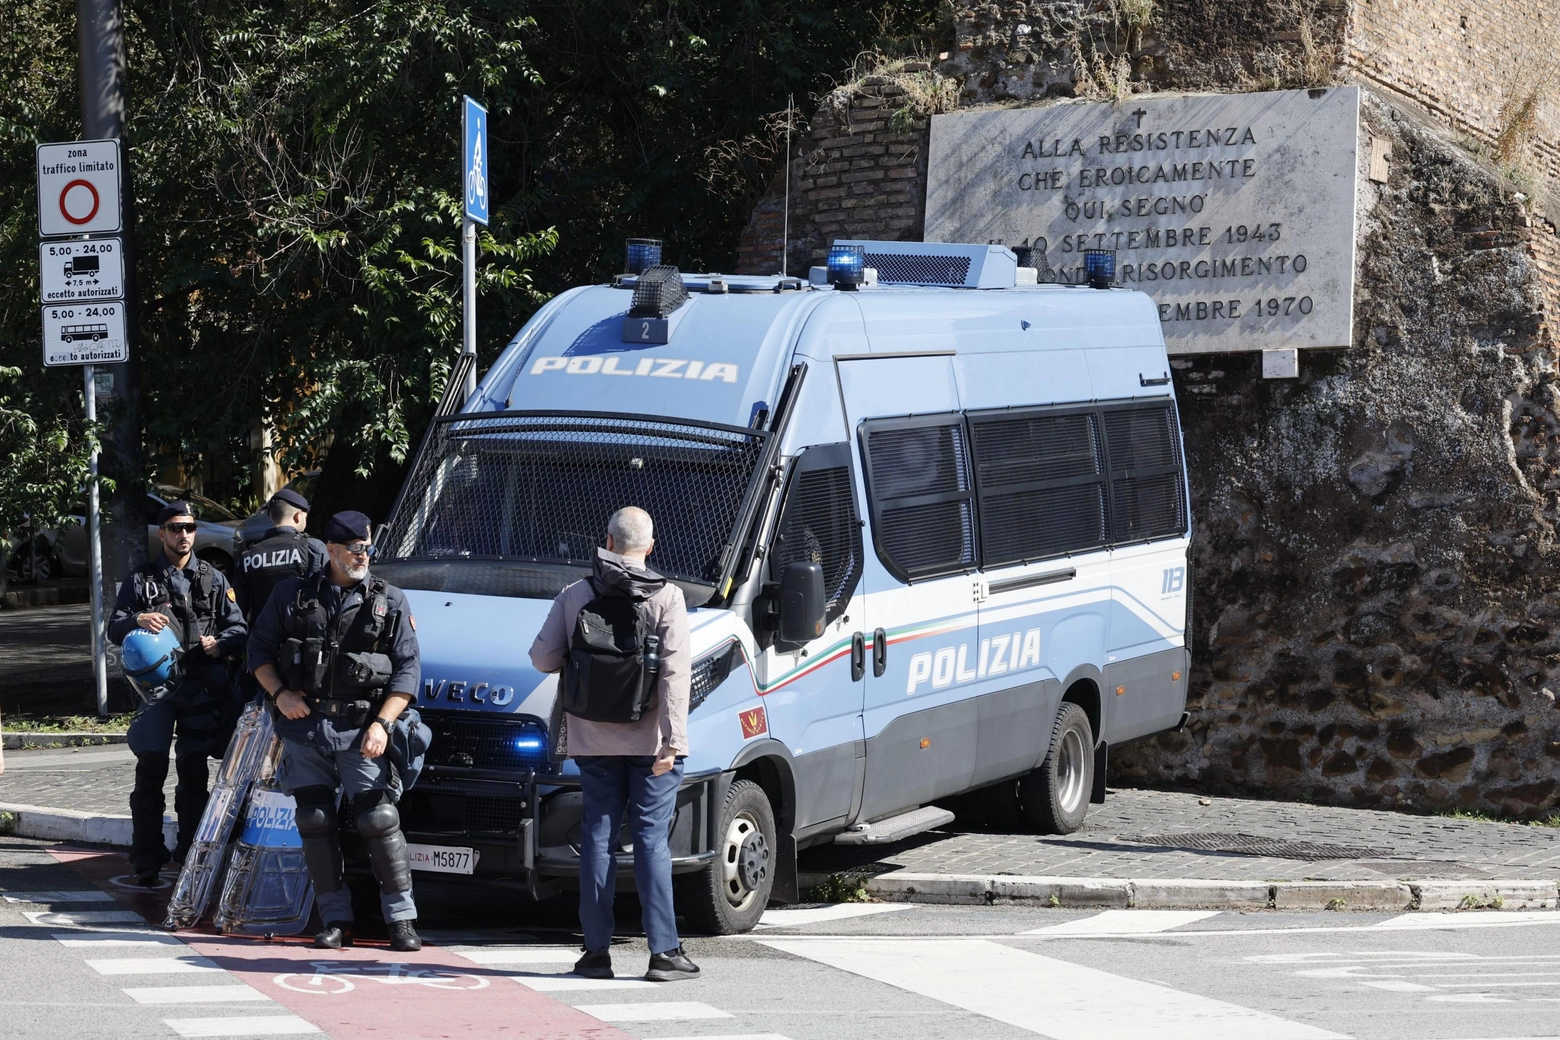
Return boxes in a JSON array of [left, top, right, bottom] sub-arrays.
[[528, 548, 690, 757]]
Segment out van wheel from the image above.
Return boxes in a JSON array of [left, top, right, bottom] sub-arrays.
[[1016, 702, 1094, 834], [675, 779, 775, 935]]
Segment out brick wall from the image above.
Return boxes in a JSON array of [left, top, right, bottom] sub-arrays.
[[1348, 0, 1559, 202]]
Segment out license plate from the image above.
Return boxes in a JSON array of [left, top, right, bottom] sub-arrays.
[[406, 843, 478, 875]]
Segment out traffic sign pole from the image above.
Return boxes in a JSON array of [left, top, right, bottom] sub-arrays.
[[84, 364, 108, 717], [461, 96, 489, 401]]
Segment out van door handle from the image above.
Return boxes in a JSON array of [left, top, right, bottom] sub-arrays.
[[872, 628, 887, 677], [851, 632, 866, 682]]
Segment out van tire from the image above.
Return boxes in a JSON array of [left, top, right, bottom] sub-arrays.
[[675, 779, 775, 935], [1016, 702, 1094, 834]]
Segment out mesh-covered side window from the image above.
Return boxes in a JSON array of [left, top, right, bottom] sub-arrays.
[[861, 417, 977, 580], [969, 409, 1107, 565], [768, 443, 862, 624], [1102, 402, 1187, 543]]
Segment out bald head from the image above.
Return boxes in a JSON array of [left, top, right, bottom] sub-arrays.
[[606, 506, 655, 558]]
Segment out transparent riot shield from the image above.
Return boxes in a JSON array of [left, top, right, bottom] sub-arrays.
[[214, 730, 314, 936], [163, 700, 273, 930]]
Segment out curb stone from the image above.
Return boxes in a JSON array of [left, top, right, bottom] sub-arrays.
[[1272, 880, 1415, 911], [1412, 880, 1558, 910], [3, 732, 128, 750], [0, 801, 175, 849], [1132, 879, 1272, 909]]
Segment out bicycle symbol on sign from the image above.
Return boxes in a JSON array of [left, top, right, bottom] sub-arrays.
[[275, 961, 491, 995]]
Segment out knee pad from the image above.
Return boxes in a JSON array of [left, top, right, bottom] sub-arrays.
[[292, 786, 338, 838], [134, 752, 170, 786], [355, 800, 400, 839]]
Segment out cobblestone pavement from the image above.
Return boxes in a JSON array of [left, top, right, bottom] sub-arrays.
[[5, 742, 1559, 882], [0, 746, 169, 815], [803, 788, 1560, 882]]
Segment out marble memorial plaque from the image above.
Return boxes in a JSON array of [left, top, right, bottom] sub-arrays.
[[926, 87, 1359, 355]]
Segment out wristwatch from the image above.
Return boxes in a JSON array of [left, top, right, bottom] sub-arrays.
[[370, 717, 394, 737]]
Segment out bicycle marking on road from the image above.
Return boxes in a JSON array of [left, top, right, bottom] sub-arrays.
[[273, 960, 492, 995]]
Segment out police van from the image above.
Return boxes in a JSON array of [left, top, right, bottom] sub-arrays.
[[374, 240, 1192, 934]]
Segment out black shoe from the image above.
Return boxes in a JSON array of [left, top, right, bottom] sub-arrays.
[[312, 922, 353, 949], [646, 946, 700, 982], [573, 948, 613, 979], [388, 919, 422, 952], [130, 859, 163, 886]]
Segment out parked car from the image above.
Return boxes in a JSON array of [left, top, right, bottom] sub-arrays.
[[49, 484, 243, 578], [233, 470, 320, 548]]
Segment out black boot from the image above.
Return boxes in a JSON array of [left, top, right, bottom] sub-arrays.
[[129, 752, 171, 880], [388, 920, 422, 952], [356, 797, 415, 914], [172, 754, 210, 863], [313, 922, 353, 949]]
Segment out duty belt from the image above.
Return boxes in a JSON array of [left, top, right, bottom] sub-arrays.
[[308, 697, 374, 722]]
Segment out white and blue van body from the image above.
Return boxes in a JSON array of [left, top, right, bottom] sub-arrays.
[[374, 241, 1191, 932]]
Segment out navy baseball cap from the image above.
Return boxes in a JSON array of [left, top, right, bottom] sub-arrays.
[[323, 510, 373, 544], [156, 502, 195, 525], [271, 487, 310, 512]]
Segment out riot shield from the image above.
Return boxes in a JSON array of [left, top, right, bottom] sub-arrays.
[[214, 731, 314, 936], [163, 700, 273, 930]]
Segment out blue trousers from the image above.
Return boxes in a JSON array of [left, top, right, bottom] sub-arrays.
[[576, 755, 684, 955]]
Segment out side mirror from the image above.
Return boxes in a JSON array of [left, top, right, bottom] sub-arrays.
[[778, 561, 826, 644]]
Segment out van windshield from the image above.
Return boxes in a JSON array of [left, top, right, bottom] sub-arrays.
[[379, 413, 766, 593]]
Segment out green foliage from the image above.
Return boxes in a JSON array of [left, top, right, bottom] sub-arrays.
[[0, 0, 941, 519], [804, 873, 871, 904]]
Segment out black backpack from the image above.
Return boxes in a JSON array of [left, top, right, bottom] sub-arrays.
[[561, 581, 662, 723]]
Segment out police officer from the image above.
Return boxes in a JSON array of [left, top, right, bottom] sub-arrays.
[[108, 502, 248, 884], [247, 511, 423, 951], [233, 487, 327, 621]]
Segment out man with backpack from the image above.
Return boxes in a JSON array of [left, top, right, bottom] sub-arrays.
[[528, 506, 697, 982]]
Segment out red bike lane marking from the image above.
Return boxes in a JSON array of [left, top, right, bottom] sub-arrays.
[[50, 846, 636, 1040]]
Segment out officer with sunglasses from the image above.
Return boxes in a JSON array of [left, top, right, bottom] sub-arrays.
[[247, 510, 425, 951], [108, 502, 248, 884]]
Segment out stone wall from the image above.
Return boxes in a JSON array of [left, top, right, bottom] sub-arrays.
[[736, 1, 1560, 816]]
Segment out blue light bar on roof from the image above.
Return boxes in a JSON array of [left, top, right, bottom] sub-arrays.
[[626, 238, 663, 275], [826, 243, 865, 290], [1084, 249, 1115, 289]]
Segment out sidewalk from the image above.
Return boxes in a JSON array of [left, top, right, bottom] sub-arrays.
[[4, 742, 1559, 912]]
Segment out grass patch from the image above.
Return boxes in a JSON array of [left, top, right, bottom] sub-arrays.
[[0, 812, 15, 836], [4, 714, 132, 734], [804, 873, 871, 904], [1437, 807, 1560, 828]]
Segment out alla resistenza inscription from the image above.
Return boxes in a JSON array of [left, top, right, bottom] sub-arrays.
[[926, 87, 1359, 355]]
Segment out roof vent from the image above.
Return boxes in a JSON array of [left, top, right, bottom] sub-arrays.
[[833, 240, 1017, 289]]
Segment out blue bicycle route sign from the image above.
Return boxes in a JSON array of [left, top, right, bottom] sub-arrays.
[[463, 96, 489, 226]]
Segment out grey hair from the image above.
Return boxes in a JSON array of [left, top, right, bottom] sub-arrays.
[[607, 506, 654, 553]]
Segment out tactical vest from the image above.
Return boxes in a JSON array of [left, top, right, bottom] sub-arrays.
[[238, 528, 315, 621], [132, 559, 219, 654], [282, 573, 396, 701]]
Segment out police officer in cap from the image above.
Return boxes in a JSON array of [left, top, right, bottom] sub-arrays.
[[248, 510, 423, 951], [109, 502, 248, 884], [233, 487, 327, 621]]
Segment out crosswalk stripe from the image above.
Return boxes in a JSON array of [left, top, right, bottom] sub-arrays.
[[757, 904, 912, 928], [507, 973, 657, 993], [1375, 912, 1560, 930], [1022, 910, 1222, 936], [1, 890, 115, 903], [163, 1015, 320, 1037], [123, 985, 272, 1005], [452, 945, 580, 965], [760, 938, 1348, 1040], [573, 1002, 734, 1022], [22, 909, 146, 927], [87, 956, 224, 975], [645, 1035, 795, 1040], [53, 930, 182, 946]]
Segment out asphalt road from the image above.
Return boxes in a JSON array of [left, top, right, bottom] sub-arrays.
[[4, 836, 1560, 1040]]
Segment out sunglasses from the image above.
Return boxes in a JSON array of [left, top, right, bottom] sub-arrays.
[[161, 522, 198, 534], [341, 541, 376, 557]]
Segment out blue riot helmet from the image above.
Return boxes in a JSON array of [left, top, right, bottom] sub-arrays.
[[121, 627, 183, 704]]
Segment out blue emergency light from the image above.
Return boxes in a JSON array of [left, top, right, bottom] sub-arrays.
[[626, 238, 663, 275], [1084, 249, 1115, 290], [826, 243, 865, 290], [510, 720, 549, 765]]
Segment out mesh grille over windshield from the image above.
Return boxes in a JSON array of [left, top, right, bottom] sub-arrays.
[[381, 413, 767, 586]]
